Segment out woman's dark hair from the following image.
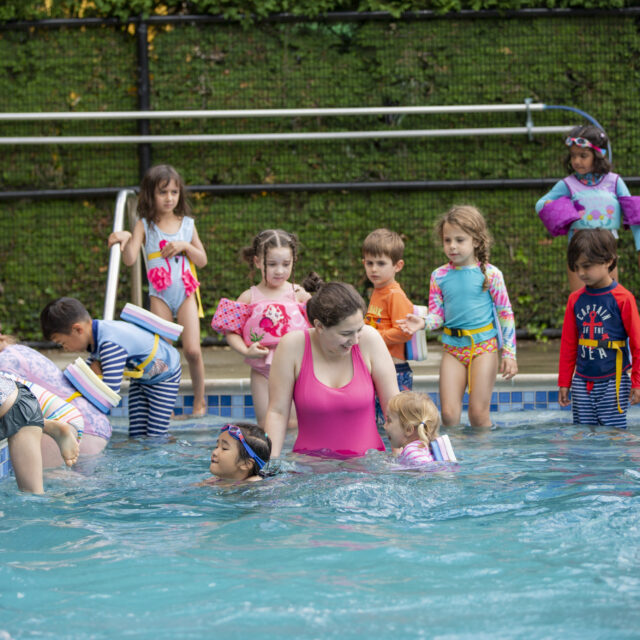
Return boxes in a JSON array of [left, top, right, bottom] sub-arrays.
[[564, 125, 611, 175], [137, 164, 191, 223], [233, 423, 272, 477], [303, 277, 366, 328], [240, 229, 299, 284], [567, 228, 617, 273]]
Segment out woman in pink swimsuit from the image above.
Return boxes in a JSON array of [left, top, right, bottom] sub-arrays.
[[265, 278, 399, 459]]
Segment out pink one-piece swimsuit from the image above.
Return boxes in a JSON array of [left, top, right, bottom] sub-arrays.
[[292, 330, 385, 458]]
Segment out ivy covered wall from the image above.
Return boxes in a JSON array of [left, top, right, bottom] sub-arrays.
[[1, 6, 639, 339]]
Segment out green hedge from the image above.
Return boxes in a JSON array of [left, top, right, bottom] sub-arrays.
[[0, 0, 634, 22], [1, 11, 640, 340]]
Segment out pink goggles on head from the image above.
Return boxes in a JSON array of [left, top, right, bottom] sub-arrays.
[[565, 136, 605, 156]]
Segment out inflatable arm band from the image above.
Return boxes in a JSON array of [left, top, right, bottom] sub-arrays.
[[619, 196, 640, 226], [538, 197, 582, 237], [210, 298, 252, 335]]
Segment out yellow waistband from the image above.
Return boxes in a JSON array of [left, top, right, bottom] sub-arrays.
[[444, 322, 494, 338], [578, 338, 626, 413], [123, 332, 160, 379]]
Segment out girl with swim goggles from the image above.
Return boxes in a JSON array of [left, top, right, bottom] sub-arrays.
[[207, 422, 271, 482], [536, 125, 640, 291]]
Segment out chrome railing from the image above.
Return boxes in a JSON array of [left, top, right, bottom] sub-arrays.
[[103, 189, 140, 320]]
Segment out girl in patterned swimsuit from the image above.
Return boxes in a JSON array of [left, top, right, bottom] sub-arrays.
[[222, 230, 311, 427], [399, 205, 517, 428], [108, 165, 208, 417]]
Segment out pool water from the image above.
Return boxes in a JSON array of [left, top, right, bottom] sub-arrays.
[[1, 412, 640, 639]]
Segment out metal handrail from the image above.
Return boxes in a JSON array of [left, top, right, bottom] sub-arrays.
[[104, 189, 141, 320], [0, 103, 546, 121]]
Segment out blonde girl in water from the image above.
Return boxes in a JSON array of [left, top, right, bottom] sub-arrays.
[[400, 205, 517, 428], [108, 165, 208, 417]]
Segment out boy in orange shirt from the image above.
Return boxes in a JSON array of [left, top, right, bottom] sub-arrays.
[[362, 228, 415, 424]]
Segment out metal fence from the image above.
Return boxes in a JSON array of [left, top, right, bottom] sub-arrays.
[[1, 9, 640, 340]]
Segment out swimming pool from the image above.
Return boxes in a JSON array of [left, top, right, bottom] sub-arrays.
[[1, 412, 639, 639]]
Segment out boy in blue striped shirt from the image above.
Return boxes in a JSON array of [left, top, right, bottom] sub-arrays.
[[41, 297, 181, 438]]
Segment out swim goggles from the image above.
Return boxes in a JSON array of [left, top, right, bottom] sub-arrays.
[[221, 424, 267, 470], [565, 136, 605, 156]]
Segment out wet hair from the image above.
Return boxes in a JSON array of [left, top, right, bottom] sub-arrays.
[[40, 297, 91, 341], [567, 228, 618, 273], [387, 391, 440, 446], [564, 125, 611, 175], [240, 229, 300, 284], [231, 422, 272, 478], [362, 228, 405, 264], [137, 164, 191, 224], [302, 276, 367, 328], [435, 204, 493, 290]]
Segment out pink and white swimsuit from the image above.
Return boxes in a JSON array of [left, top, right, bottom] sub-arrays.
[[397, 440, 435, 466], [242, 285, 309, 377]]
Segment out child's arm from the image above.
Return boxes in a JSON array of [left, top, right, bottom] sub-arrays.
[[535, 180, 570, 212], [558, 294, 579, 390], [378, 291, 415, 346], [223, 289, 269, 359], [107, 219, 145, 267], [487, 266, 517, 362], [95, 341, 128, 392], [398, 272, 445, 335], [159, 225, 207, 268], [294, 284, 311, 304], [558, 387, 571, 407], [618, 289, 640, 397]]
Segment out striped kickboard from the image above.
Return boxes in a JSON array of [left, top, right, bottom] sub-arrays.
[[64, 357, 121, 413], [430, 434, 457, 462], [121, 303, 183, 342], [405, 304, 428, 361]]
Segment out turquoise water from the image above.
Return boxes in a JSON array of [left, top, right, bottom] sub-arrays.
[[1, 412, 640, 639]]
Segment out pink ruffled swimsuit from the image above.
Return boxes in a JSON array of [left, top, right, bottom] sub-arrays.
[[242, 285, 309, 377], [292, 330, 385, 458]]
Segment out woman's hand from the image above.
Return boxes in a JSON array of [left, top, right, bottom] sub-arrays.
[[500, 357, 518, 380]]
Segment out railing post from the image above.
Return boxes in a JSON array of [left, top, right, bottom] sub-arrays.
[[136, 17, 152, 180]]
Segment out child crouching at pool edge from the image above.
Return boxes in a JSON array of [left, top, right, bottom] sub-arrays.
[[205, 423, 272, 483], [384, 391, 441, 465]]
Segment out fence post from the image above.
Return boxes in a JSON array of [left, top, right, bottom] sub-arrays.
[[136, 16, 152, 180]]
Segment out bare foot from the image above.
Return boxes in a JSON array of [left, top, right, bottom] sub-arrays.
[[43, 420, 79, 467], [173, 407, 207, 421]]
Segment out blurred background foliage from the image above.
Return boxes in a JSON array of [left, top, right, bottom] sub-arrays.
[[1, 4, 639, 340]]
